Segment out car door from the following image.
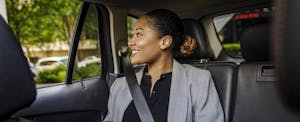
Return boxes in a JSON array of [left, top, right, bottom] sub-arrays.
[[5, 2, 113, 122]]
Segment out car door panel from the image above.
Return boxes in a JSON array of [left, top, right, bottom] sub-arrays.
[[16, 78, 108, 115], [5, 2, 111, 122], [9, 78, 108, 122]]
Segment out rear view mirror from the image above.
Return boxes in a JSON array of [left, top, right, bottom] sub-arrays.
[[0, 15, 36, 119]]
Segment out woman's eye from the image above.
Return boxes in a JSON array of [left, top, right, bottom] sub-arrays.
[[136, 33, 142, 37]]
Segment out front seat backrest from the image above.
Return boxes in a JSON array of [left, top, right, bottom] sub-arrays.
[[233, 24, 300, 122], [0, 15, 36, 119]]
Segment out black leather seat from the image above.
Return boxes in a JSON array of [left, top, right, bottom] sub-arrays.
[[0, 15, 36, 119], [182, 19, 237, 122], [233, 24, 300, 122]]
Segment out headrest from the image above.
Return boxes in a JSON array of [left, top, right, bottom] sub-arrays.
[[0, 15, 36, 118], [240, 24, 270, 61], [180, 19, 208, 60]]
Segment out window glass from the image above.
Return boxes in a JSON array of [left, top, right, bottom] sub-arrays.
[[127, 16, 137, 40], [6, 0, 81, 87], [213, 7, 272, 57], [72, 4, 102, 80]]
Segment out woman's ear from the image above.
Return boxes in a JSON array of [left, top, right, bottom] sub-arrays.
[[159, 35, 173, 50]]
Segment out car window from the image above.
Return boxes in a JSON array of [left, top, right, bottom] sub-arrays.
[[6, 0, 81, 87], [213, 7, 273, 58], [72, 4, 101, 80], [127, 16, 137, 40]]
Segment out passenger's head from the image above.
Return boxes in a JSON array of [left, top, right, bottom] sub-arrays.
[[128, 9, 195, 65]]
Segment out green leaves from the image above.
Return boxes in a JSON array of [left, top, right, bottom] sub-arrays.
[[76, 62, 102, 79], [35, 64, 67, 83], [6, 0, 81, 50], [223, 43, 242, 58]]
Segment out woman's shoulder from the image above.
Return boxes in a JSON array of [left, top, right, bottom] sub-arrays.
[[110, 76, 127, 93], [182, 63, 211, 78], [111, 65, 144, 89], [182, 64, 216, 101], [181, 63, 213, 88]]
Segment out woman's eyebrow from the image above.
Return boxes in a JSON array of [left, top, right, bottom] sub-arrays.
[[135, 28, 143, 31]]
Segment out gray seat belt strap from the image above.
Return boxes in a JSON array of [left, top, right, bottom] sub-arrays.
[[121, 56, 154, 122]]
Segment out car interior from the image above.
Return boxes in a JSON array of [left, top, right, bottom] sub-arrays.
[[1, 0, 300, 122], [0, 15, 36, 119]]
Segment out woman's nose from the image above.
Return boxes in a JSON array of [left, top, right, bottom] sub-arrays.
[[128, 38, 135, 48]]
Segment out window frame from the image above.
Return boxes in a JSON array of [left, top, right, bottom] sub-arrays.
[[66, 2, 114, 84], [209, 4, 271, 59]]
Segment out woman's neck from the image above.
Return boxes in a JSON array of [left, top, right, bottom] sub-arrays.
[[146, 54, 173, 80], [145, 52, 173, 95]]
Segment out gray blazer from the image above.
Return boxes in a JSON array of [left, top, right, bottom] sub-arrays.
[[104, 60, 224, 122]]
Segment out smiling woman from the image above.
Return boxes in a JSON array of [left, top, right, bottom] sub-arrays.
[[6, 0, 299, 122], [129, 16, 168, 65], [104, 9, 224, 122]]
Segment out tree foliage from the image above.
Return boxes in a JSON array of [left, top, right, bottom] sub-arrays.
[[6, 0, 81, 52], [127, 16, 134, 39]]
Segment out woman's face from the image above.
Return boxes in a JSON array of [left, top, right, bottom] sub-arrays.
[[128, 16, 162, 65]]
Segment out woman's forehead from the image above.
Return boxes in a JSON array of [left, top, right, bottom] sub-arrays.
[[134, 17, 156, 32], [134, 17, 148, 29]]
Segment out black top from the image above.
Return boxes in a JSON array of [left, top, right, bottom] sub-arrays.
[[122, 72, 172, 122]]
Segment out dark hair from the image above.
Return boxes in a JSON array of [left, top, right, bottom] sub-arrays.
[[144, 9, 185, 59]]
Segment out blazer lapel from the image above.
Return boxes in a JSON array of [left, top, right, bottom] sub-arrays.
[[168, 60, 188, 122]]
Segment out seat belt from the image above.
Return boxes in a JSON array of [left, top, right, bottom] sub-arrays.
[[121, 56, 154, 122]]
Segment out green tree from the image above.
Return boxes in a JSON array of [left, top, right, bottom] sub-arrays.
[[127, 16, 134, 39], [6, 0, 81, 57]]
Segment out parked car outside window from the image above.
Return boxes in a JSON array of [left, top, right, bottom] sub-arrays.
[[77, 56, 101, 67], [35, 56, 68, 73]]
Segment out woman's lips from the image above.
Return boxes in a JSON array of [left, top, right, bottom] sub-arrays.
[[131, 49, 139, 56]]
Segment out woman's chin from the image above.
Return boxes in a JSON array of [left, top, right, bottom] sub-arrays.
[[130, 60, 140, 65], [130, 59, 143, 65]]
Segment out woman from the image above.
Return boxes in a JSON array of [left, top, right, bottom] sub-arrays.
[[104, 9, 224, 122]]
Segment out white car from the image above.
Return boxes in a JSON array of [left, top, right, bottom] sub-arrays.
[[77, 56, 101, 67], [29, 62, 37, 76], [35, 56, 68, 73]]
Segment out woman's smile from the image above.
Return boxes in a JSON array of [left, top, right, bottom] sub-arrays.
[[131, 48, 139, 56]]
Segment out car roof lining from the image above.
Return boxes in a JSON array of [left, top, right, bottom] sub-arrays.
[[90, 0, 271, 18]]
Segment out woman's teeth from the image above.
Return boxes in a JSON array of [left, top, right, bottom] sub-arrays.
[[132, 50, 138, 55]]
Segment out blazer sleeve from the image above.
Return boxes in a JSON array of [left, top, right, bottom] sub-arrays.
[[194, 73, 225, 122], [103, 78, 121, 122], [103, 94, 113, 122]]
